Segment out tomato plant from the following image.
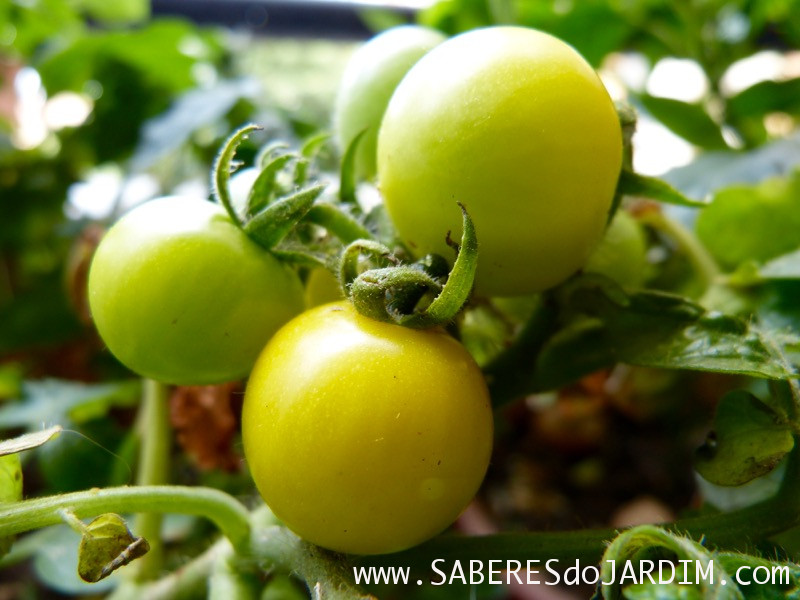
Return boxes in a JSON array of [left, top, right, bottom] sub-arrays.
[[333, 25, 446, 180], [88, 196, 305, 385], [241, 301, 493, 555], [377, 25, 622, 296], [6, 2, 800, 599]]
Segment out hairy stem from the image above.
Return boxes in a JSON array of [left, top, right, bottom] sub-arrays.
[[0, 486, 251, 552]]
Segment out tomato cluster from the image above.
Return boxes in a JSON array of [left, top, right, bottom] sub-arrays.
[[88, 24, 623, 556]]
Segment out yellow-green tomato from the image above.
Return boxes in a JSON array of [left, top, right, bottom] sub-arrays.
[[88, 196, 304, 385], [334, 25, 447, 180], [377, 26, 623, 297], [584, 210, 648, 288], [242, 302, 493, 555]]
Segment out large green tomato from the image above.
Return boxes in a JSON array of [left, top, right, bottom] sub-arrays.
[[377, 26, 623, 297], [584, 209, 648, 288], [88, 196, 304, 385], [242, 302, 493, 555], [333, 25, 446, 181]]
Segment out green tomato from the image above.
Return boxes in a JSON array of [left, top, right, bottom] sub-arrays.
[[377, 26, 622, 297], [88, 196, 304, 385], [242, 302, 493, 555], [584, 209, 648, 288], [303, 267, 343, 309], [334, 25, 447, 180]]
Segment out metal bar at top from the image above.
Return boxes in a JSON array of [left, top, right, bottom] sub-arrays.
[[150, 0, 425, 39]]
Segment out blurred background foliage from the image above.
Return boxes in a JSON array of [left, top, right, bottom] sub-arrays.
[[1, 0, 800, 597]]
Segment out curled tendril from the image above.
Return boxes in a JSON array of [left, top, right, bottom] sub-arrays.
[[342, 203, 478, 329]]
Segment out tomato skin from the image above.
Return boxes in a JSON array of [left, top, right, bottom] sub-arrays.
[[88, 196, 304, 385], [242, 302, 493, 555], [334, 25, 447, 180], [377, 26, 622, 297], [584, 209, 648, 288], [303, 268, 343, 308]]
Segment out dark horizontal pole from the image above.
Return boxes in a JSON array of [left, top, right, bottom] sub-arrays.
[[151, 0, 416, 38]]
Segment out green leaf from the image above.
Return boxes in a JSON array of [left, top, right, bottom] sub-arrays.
[[639, 95, 728, 150], [77, 513, 149, 583], [76, 0, 149, 23], [728, 77, 800, 120], [663, 132, 800, 200], [534, 278, 795, 391], [617, 170, 707, 208], [696, 172, 800, 270], [131, 78, 261, 172], [760, 249, 800, 280], [0, 426, 62, 456], [695, 391, 794, 487], [37, 20, 219, 94], [243, 184, 325, 250], [0, 379, 140, 431]]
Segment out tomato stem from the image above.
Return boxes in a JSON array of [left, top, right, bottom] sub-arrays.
[[0, 486, 252, 551], [133, 379, 172, 581], [640, 210, 721, 293]]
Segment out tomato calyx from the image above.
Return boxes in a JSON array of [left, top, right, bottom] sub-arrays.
[[212, 124, 328, 253], [342, 203, 478, 329]]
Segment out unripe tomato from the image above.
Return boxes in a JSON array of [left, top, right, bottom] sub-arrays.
[[303, 268, 343, 308], [333, 25, 447, 180], [377, 26, 622, 296], [242, 302, 493, 555], [584, 210, 648, 288], [88, 196, 304, 385]]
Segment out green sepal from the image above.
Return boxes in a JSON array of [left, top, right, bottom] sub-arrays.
[[243, 184, 325, 250], [271, 249, 330, 269], [295, 131, 331, 185], [212, 123, 262, 227], [339, 128, 368, 204], [246, 153, 296, 218], [255, 141, 290, 168], [345, 204, 478, 329], [306, 203, 373, 244], [340, 240, 398, 292], [350, 266, 442, 323], [399, 204, 477, 328]]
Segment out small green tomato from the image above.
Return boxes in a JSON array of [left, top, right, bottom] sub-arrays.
[[377, 26, 623, 296], [88, 196, 304, 385], [333, 25, 447, 180]]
